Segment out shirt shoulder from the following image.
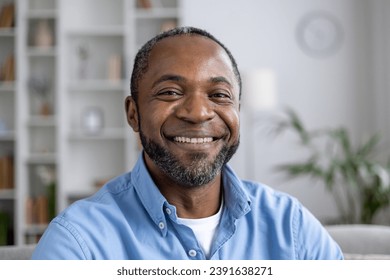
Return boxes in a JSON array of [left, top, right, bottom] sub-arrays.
[[240, 179, 301, 211], [60, 175, 133, 231], [33, 171, 141, 259], [63, 171, 133, 214]]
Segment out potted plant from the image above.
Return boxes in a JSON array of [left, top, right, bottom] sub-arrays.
[[273, 108, 390, 224]]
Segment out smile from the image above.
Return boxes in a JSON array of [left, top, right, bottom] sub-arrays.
[[173, 136, 214, 144]]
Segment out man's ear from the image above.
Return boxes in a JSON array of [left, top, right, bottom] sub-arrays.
[[125, 96, 139, 132]]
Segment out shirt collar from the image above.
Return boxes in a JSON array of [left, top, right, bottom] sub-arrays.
[[131, 152, 252, 235], [221, 164, 252, 219], [131, 153, 169, 236]]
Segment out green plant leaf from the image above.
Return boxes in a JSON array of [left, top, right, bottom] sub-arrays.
[[277, 159, 324, 179], [287, 109, 310, 144], [273, 108, 390, 224], [330, 128, 352, 158], [357, 134, 380, 158]]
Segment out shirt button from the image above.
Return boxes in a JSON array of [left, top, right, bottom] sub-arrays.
[[165, 208, 172, 215], [188, 249, 197, 257], [158, 222, 165, 230]]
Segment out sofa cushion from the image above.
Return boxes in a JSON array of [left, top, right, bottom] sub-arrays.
[[326, 224, 390, 256], [0, 245, 35, 260]]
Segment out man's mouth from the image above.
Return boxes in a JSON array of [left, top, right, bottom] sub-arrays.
[[173, 136, 214, 144]]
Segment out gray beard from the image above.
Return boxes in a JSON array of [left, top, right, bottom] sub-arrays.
[[139, 131, 239, 188]]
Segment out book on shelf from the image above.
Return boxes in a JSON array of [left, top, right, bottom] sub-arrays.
[[25, 195, 49, 225], [0, 3, 15, 28], [0, 155, 14, 190], [32, 19, 54, 48], [0, 53, 15, 82], [36, 195, 49, 224], [25, 197, 34, 224], [137, 0, 152, 9], [107, 54, 122, 82]]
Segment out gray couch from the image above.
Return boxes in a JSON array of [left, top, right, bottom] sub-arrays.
[[326, 224, 390, 259], [0, 245, 35, 260]]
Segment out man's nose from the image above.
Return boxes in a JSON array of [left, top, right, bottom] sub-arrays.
[[175, 94, 215, 123]]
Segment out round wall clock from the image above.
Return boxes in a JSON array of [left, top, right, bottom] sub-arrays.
[[296, 11, 344, 58]]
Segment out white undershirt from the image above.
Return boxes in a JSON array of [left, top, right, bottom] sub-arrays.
[[177, 200, 223, 258]]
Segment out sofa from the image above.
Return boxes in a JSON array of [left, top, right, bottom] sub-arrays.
[[326, 224, 390, 259]]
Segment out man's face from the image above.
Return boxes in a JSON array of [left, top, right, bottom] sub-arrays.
[[128, 35, 240, 187]]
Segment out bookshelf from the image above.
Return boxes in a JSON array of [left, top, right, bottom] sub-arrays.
[[0, 0, 182, 246], [15, 0, 59, 245], [60, 0, 129, 208], [0, 0, 16, 246]]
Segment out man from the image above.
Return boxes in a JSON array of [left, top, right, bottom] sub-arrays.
[[32, 27, 343, 260]]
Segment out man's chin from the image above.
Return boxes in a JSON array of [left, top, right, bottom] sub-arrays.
[[139, 131, 239, 187], [184, 150, 211, 163]]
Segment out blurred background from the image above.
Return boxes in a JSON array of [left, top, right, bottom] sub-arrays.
[[1, 0, 390, 247]]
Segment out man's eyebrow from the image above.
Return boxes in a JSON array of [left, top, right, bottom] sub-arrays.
[[209, 76, 232, 86], [152, 74, 186, 87], [152, 75, 233, 88]]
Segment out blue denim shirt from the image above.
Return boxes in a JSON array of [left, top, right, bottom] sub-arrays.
[[32, 153, 343, 260]]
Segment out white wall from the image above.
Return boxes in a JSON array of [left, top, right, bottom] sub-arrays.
[[181, 0, 390, 223]]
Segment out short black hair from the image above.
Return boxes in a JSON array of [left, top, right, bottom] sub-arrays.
[[130, 26, 241, 103]]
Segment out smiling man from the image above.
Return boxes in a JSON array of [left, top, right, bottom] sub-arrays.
[[32, 27, 343, 260]]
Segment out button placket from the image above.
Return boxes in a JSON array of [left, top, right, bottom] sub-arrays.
[[158, 222, 165, 230], [163, 205, 203, 259]]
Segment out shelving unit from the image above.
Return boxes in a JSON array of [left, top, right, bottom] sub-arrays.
[[0, 0, 182, 246], [0, 0, 17, 246], [14, 0, 59, 245], [59, 0, 128, 209]]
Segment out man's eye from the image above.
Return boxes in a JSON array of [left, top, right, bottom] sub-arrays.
[[159, 90, 179, 96], [156, 90, 182, 100], [210, 92, 231, 99]]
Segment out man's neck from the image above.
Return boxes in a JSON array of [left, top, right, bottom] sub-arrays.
[[161, 179, 223, 219]]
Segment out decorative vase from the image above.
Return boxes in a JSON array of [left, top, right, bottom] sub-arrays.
[[34, 20, 53, 48]]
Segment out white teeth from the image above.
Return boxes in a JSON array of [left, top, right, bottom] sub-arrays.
[[173, 137, 213, 144]]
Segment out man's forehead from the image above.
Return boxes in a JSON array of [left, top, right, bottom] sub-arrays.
[[147, 35, 235, 77], [146, 36, 236, 82], [150, 34, 225, 57]]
